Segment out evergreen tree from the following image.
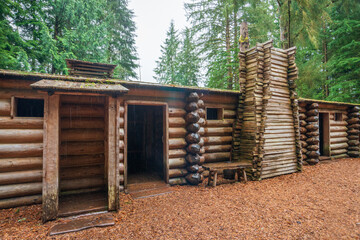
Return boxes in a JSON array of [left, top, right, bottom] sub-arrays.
[[177, 28, 201, 86], [154, 21, 180, 84]]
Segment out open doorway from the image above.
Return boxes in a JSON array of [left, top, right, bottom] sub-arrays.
[[127, 105, 165, 185], [319, 113, 330, 156]]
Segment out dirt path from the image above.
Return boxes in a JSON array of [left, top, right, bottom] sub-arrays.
[[1, 158, 359, 239]]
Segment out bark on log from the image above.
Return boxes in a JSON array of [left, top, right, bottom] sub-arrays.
[[198, 118, 205, 126], [348, 151, 360, 157], [186, 123, 200, 133], [185, 153, 200, 164], [185, 111, 200, 123], [300, 127, 307, 134], [348, 146, 359, 151], [168, 169, 188, 178], [300, 141, 308, 148], [185, 133, 200, 144], [348, 135, 359, 140], [203, 152, 230, 162], [306, 151, 319, 158], [169, 108, 186, 117], [185, 102, 198, 112], [168, 177, 187, 186], [300, 135, 307, 141], [347, 118, 359, 125]]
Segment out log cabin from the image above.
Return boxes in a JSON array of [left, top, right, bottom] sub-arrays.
[[0, 43, 359, 222]]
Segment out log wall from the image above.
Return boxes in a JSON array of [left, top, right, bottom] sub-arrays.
[[121, 87, 238, 186], [0, 78, 45, 209], [59, 95, 106, 194]]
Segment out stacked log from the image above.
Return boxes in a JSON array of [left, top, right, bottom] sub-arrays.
[[184, 92, 204, 185], [117, 100, 125, 191], [305, 103, 320, 165], [347, 106, 360, 157]]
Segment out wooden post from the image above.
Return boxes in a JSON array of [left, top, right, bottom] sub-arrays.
[[42, 94, 60, 222], [107, 96, 119, 211]]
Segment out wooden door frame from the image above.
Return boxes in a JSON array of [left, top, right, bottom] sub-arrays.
[[124, 101, 169, 189], [319, 112, 330, 156]]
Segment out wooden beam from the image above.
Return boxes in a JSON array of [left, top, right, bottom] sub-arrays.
[[42, 94, 60, 222], [106, 97, 119, 211]]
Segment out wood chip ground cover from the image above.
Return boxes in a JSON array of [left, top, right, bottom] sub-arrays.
[[1, 158, 359, 239]]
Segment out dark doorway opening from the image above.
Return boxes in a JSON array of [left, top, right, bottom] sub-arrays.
[[127, 105, 164, 184], [319, 113, 330, 156]]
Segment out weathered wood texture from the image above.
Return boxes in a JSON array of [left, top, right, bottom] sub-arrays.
[[59, 95, 106, 195], [0, 85, 45, 208], [124, 88, 238, 186], [233, 41, 300, 179], [346, 106, 360, 157]]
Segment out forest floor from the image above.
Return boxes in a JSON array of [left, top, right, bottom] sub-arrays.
[[1, 158, 360, 239]]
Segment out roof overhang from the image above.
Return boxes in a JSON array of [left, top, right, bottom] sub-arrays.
[[31, 79, 128, 96]]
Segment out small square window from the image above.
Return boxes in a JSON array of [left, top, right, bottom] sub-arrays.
[[206, 108, 223, 120], [334, 113, 342, 122], [16, 98, 44, 117]]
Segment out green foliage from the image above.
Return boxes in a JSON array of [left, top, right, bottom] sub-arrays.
[[0, 0, 138, 79]]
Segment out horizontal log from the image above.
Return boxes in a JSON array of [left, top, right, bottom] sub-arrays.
[[60, 95, 105, 105], [60, 165, 104, 180], [0, 170, 42, 185], [0, 143, 43, 158], [0, 182, 42, 199], [168, 177, 187, 186], [169, 158, 186, 169], [0, 118, 43, 129], [203, 127, 233, 136], [223, 110, 236, 118], [203, 145, 232, 153], [330, 132, 347, 138], [60, 177, 105, 191], [0, 157, 42, 173], [205, 119, 234, 127], [169, 168, 188, 178], [169, 149, 187, 158], [60, 154, 104, 168], [203, 152, 230, 163], [169, 128, 186, 138], [60, 141, 104, 156], [330, 137, 348, 144], [203, 136, 232, 145], [60, 104, 105, 117], [330, 126, 347, 132], [60, 129, 104, 142], [61, 117, 104, 129], [330, 149, 347, 155], [168, 138, 187, 149], [169, 108, 186, 118], [330, 142, 348, 150], [0, 194, 42, 209], [0, 129, 43, 144], [169, 117, 185, 127], [0, 99, 11, 116]]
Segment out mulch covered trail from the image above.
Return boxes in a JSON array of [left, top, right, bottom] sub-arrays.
[[1, 158, 359, 239]]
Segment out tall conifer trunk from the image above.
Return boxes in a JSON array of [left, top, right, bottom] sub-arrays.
[[225, 7, 233, 89]]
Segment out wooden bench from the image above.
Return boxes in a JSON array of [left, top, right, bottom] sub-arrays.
[[202, 162, 250, 187]]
